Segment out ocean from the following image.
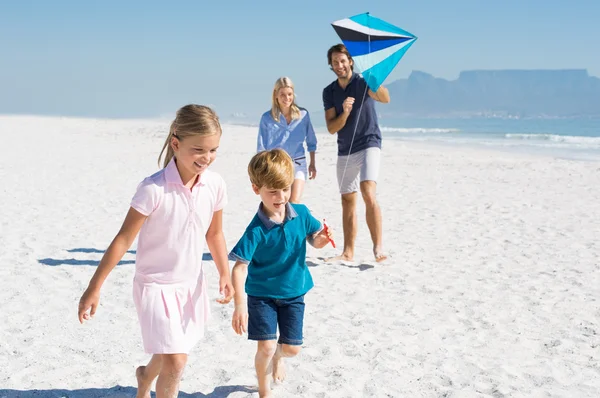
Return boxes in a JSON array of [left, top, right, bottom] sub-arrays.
[[366, 117, 600, 161], [223, 115, 600, 162]]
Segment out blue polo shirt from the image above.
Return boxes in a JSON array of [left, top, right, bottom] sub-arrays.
[[322, 73, 382, 156], [230, 202, 323, 299]]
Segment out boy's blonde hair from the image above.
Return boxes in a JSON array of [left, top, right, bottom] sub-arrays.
[[270, 76, 301, 122], [158, 104, 222, 168], [248, 149, 294, 189]]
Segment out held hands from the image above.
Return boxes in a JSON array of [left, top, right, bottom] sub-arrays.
[[78, 287, 100, 324], [216, 276, 235, 304], [232, 305, 248, 335], [342, 97, 355, 114]]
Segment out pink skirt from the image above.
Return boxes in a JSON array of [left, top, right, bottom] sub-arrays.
[[132, 271, 210, 354]]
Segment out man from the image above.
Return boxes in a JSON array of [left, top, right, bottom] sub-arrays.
[[322, 43, 390, 263]]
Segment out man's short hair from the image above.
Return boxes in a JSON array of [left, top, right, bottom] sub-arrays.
[[327, 43, 354, 71]]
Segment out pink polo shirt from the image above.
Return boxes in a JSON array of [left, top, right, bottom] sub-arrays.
[[130, 158, 227, 284]]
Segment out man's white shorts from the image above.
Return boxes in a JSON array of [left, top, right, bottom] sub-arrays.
[[336, 147, 381, 194]]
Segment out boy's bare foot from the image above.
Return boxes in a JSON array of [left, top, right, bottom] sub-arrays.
[[136, 366, 152, 398], [373, 248, 388, 263], [258, 379, 273, 398], [272, 354, 286, 383], [325, 253, 353, 263], [259, 359, 274, 398]]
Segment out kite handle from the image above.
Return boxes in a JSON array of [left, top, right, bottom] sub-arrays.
[[323, 219, 336, 248]]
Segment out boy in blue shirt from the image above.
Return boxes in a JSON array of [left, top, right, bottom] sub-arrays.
[[230, 148, 333, 398]]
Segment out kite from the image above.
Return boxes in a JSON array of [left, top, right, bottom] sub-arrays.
[[331, 12, 417, 93]]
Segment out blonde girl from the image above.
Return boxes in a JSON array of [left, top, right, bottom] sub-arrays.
[[78, 104, 234, 397]]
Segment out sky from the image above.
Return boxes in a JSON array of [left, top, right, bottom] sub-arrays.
[[1, 0, 599, 120]]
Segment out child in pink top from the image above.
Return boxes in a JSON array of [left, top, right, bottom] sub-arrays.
[[78, 104, 234, 397]]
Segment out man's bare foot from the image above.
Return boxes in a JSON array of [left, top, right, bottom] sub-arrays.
[[325, 253, 353, 263], [135, 366, 153, 398], [373, 248, 388, 263], [272, 354, 286, 383]]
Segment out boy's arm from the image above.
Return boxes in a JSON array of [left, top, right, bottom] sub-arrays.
[[229, 228, 257, 305], [231, 260, 248, 307], [306, 213, 333, 249], [231, 259, 249, 335], [308, 227, 332, 249]]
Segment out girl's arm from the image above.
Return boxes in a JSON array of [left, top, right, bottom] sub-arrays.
[[206, 209, 234, 304], [78, 207, 147, 323]]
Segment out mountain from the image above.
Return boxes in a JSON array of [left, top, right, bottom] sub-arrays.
[[383, 69, 600, 118]]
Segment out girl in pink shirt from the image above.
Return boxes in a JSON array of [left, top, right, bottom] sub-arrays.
[[78, 104, 234, 397]]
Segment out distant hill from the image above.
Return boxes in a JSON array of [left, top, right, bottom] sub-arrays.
[[383, 69, 600, 118]]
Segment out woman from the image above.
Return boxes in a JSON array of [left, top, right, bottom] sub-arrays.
[[257, 76, 317, 203]]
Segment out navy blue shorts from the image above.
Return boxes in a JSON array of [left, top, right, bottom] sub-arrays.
[[247, 294, 305, 346]]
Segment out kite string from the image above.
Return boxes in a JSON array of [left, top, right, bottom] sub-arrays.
[[338, 25, 371, 192]]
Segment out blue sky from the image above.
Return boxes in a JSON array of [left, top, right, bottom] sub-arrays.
[[1, 0, 598, 119]]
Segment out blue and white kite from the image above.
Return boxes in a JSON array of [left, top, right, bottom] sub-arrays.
[[331, 12, 417, 92]]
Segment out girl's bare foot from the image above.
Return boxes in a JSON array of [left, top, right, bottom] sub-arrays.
[[136, 366, 153, 398]]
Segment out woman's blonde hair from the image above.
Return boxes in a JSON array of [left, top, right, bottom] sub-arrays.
[[158, 104, 222, 168], [270, 77, 301, 122], [248, 148, 294, 189]]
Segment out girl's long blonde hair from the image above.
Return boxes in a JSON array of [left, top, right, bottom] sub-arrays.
[[158, 104, 222, 168], [270, 76, 301, 122]]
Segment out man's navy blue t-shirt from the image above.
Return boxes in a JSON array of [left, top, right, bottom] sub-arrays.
[[322, 73, 382, 156]]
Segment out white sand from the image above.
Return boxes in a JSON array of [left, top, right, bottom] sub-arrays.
[[0, 115, 599, 397]]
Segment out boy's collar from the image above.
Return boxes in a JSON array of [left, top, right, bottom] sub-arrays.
[[257, 202, 298, 229]]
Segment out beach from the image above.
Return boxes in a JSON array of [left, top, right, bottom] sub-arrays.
[[0, 114, 599, 397]]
